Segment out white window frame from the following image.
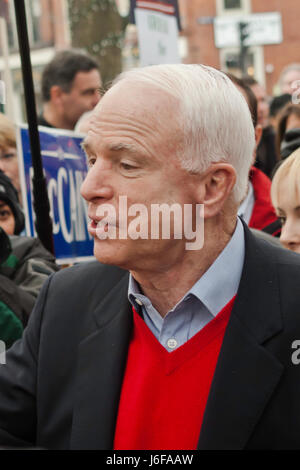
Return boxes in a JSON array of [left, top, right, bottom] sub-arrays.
[[216, 0, 251, 16]]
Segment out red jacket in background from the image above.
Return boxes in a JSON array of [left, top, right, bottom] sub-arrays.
[[248, 166, 280, 236]]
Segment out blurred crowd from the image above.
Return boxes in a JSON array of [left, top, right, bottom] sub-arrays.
[[0, 50, 300, 349]]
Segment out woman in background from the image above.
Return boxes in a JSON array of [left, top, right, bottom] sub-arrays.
[[0, 113, 21, 203], [271, 147, 300, 253]]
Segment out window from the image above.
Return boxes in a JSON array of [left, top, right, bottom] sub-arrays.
[[224, 0, 241, 9], [220, 46, 265, 87], [5, 0, 54, 51], [216, 0, 251, 16]]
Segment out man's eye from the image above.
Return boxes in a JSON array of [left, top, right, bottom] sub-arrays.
[[87, 158, 96, 168], [121, 162, 137, 171]]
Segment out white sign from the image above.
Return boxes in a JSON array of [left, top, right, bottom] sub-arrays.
[[135, 7, 180, 66], [214, 12, 282, 48]]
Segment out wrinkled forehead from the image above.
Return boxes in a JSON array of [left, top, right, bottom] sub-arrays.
[[91, 79, 180, 129]]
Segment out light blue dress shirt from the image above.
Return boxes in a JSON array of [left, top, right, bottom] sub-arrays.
[[128, 217, 245, 352]]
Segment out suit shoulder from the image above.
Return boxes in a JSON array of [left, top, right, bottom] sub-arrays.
[[47, 260, 128, 298], [253, 233, 300, 269]]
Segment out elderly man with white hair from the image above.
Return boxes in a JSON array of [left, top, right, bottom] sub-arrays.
[[0, 64, 300, 450]]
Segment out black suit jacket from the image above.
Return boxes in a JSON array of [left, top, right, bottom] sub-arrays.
[[0, 224, 300, 450]]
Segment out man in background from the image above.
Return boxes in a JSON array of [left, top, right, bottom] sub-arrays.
[[278, 63, 300, 95], [243, 76, 277, 178], [39, 50, 102, 130]]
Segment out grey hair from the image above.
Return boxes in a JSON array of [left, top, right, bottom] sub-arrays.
[[113, 64, 255, 204]]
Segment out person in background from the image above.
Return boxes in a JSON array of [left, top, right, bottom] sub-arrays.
[[227, 74, 280, 236], [39, 50, 102, 130], [278, 63, 300, 95], [243, 76, 277, 178], [275, 104, 300, 162], [0, 171, 59, 348], [269, 94, 291, 130], [0, 113, 21, 204], [271, 148, 300, 254]]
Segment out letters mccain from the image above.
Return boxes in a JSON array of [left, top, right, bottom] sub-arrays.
[[106, 454, 194, 466]]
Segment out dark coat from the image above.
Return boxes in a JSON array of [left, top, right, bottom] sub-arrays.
[[0, 224, 300, 449], [0, 229, 59, 348]]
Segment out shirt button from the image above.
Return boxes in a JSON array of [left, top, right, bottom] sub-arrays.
[[135, 298, 143, 306], [167, 338, 178, 350]]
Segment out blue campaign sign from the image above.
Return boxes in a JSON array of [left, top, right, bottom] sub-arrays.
[[16, 125, 94, 264]]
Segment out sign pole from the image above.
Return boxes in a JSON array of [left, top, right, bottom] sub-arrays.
[[13, 0, 54, 254]]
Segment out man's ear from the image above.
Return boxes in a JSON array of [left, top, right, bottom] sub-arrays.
[[49, 85, 64, 105], [194, 163, 237, 218]]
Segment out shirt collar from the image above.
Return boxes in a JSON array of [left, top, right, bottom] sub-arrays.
[[128, 217, 245, 317], [238, 181, 255, 225]]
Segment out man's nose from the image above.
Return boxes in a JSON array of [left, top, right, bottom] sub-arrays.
[[91, 91, 101, 108], [80, 160, 113, 203]]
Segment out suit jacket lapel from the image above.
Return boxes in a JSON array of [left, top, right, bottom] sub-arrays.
[[198, 225, 284, 449], [70, 270, 132, 450]]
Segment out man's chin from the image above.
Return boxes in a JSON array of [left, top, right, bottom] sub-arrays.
[[93, 242, 129, 269]]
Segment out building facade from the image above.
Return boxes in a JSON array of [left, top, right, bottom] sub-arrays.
[[0, 0, 70, 121], [179, 0, 300, 95]]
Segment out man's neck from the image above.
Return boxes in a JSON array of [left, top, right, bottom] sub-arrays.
[[130, 216, 237, 317], [42, 104, 74, 130]]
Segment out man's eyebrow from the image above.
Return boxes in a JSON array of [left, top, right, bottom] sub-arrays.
[[108, 142, 139, 154], [81, 141, 139, 155], [81, 140, 92, 154]]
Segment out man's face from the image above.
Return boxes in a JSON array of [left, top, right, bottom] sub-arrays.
[[0, 147, 20, 193], [250, 83, 269, 129], [80, 82, 198, 271], [0, 200, 15, 235], [61, 69, 102, 129], [281, 70, 300, 95]]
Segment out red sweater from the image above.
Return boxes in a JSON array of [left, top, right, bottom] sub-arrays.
[[113, 297, 235, 450]]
